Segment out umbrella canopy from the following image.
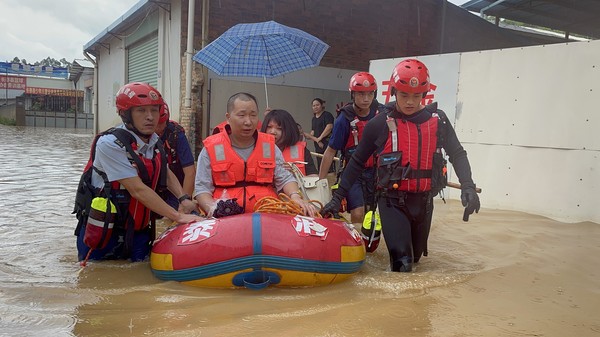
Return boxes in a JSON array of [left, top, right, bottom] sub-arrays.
[[193, 20, 329, 78], [193, 20, 329, 106]]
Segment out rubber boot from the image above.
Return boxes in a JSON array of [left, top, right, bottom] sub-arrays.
[[391, 256, 413, 272]]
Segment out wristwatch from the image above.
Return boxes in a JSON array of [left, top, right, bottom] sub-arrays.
[[178, 194, 192, 202]]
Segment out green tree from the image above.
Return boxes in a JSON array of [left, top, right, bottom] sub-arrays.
[[8, 56, 71, 68]]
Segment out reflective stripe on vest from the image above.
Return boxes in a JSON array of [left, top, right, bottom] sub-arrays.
[[382, 114, 439, 192], [344, 114, 376, 168], [111, 141, 163, 230], [282, 141, 306, 175], [203, 132, 278, 212]]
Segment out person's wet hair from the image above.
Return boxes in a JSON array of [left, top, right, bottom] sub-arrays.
[[261, 109, 301, 149]]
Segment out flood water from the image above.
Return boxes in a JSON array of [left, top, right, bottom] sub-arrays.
[[0, 124, 599, 337]]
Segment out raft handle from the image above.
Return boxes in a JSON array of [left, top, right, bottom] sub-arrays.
[[232, 270, 281, 290]]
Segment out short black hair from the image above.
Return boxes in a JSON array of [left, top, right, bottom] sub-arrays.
[[312, 97, 326, 106], [260, 109, 301, 149], [227, 92, 258, 112]]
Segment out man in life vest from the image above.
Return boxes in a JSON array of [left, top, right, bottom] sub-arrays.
[[321, 59, 481, 272], [75, 82, 203, 262], [211, 111, 265, 135], [194, 92, 316, 218], [156, 102, 197, 209], [319, 72, 381, 228], [260, 109, 318, 176]]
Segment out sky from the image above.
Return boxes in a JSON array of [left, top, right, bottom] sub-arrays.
[[0, 0, 469, 65], [0, 0, 141, 64]]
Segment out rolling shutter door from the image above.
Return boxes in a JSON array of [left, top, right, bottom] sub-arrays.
[[127, 35, 158, 87]]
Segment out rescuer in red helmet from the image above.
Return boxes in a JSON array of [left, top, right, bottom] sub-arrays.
[[322, 60, 480, 272], [156, 102, 197, 210], [318, 72, 383, 249], [74, 82, 203, 263]]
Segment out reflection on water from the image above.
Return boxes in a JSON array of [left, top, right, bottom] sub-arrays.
[[1, 125, 597, 337], [0, 125, 467, 337], [0, 125, 93, 336]]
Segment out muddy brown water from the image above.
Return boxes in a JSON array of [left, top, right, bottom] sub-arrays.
[[0, 125, 598, 337]]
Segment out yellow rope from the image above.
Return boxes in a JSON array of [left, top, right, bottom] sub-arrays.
[[254, 193, 322, 217]]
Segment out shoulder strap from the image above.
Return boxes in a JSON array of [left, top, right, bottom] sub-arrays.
[[110, 128, 152, 185], [155, 138, 168, 192], [385, 112, 399, 152], [433, 109, 449, 148]]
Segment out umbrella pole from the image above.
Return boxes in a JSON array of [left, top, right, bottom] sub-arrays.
[[263, 75, 269, 108]]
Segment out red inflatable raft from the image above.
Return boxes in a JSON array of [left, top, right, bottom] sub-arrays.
[[150, 213, 366, 289]]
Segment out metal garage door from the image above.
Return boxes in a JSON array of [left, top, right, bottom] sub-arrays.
[[127, 35, 158, 87]]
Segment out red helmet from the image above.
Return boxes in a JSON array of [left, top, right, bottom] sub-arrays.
[[115, 82, 164, 113], [159, 103, 170, 124], [349, 72, 377, 92], [390, 59, 430, 94]]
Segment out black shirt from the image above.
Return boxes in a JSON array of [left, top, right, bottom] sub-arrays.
[[311, 110, 334, 144]]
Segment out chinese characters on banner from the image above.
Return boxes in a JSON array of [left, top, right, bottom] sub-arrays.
[[25, 87, 84, 97], [0, 75, 27, 90]]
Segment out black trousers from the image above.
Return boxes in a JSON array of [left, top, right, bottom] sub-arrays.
[[313, 141, 335, 173], [378, 192, 433, 272]]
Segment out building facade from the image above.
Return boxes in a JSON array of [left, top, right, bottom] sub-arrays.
[[83, 0, 569, 154]]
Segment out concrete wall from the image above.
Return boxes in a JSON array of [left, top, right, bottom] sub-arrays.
[[95, 34, 128, 132], [90, 0, 573, 150], [174, 0, 565, 145], [370, 40, 600, 224], [95, 5, 183, 133], [203, 0, 568, 71], [0, 104, 15, 121], [159, 0, 182, 122]]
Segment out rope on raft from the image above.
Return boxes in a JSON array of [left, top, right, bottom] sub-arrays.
[[254, 193, 323, 217]]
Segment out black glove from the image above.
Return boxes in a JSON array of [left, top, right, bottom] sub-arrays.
[[461, 187, 480, 221], [321, 194, 343, 218], [213, 199, 244, 218]]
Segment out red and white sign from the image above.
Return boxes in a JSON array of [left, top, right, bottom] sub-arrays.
[[0, 75, 26, 90], [292, 215, 328, 240], [179, 219, 218, 245], [25, 87, 84, 97]]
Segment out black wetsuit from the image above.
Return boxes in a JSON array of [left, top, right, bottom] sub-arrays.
[[336, 102, 476, 272]]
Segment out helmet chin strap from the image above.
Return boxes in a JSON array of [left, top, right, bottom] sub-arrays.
[[120, 111, 152, 142]]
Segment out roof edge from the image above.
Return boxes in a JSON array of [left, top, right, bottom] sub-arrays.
[[83, 0, 150, 52]]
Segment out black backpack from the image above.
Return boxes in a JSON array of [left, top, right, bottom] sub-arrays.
[[73, 128, 167, 236]]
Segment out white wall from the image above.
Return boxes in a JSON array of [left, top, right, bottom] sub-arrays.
[[158, 0, 182, 120], [95, 5, 179, 132], [26, 77, 73, 90], [95, 38, 128, 132], [369, 40, 600, 224]]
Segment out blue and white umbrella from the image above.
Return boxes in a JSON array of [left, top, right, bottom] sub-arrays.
[[193, 20, 329, 107]]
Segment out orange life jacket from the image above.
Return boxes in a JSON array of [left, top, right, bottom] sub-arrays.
[[282, 141, 306, 175], [203, 132, 277, 212]]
